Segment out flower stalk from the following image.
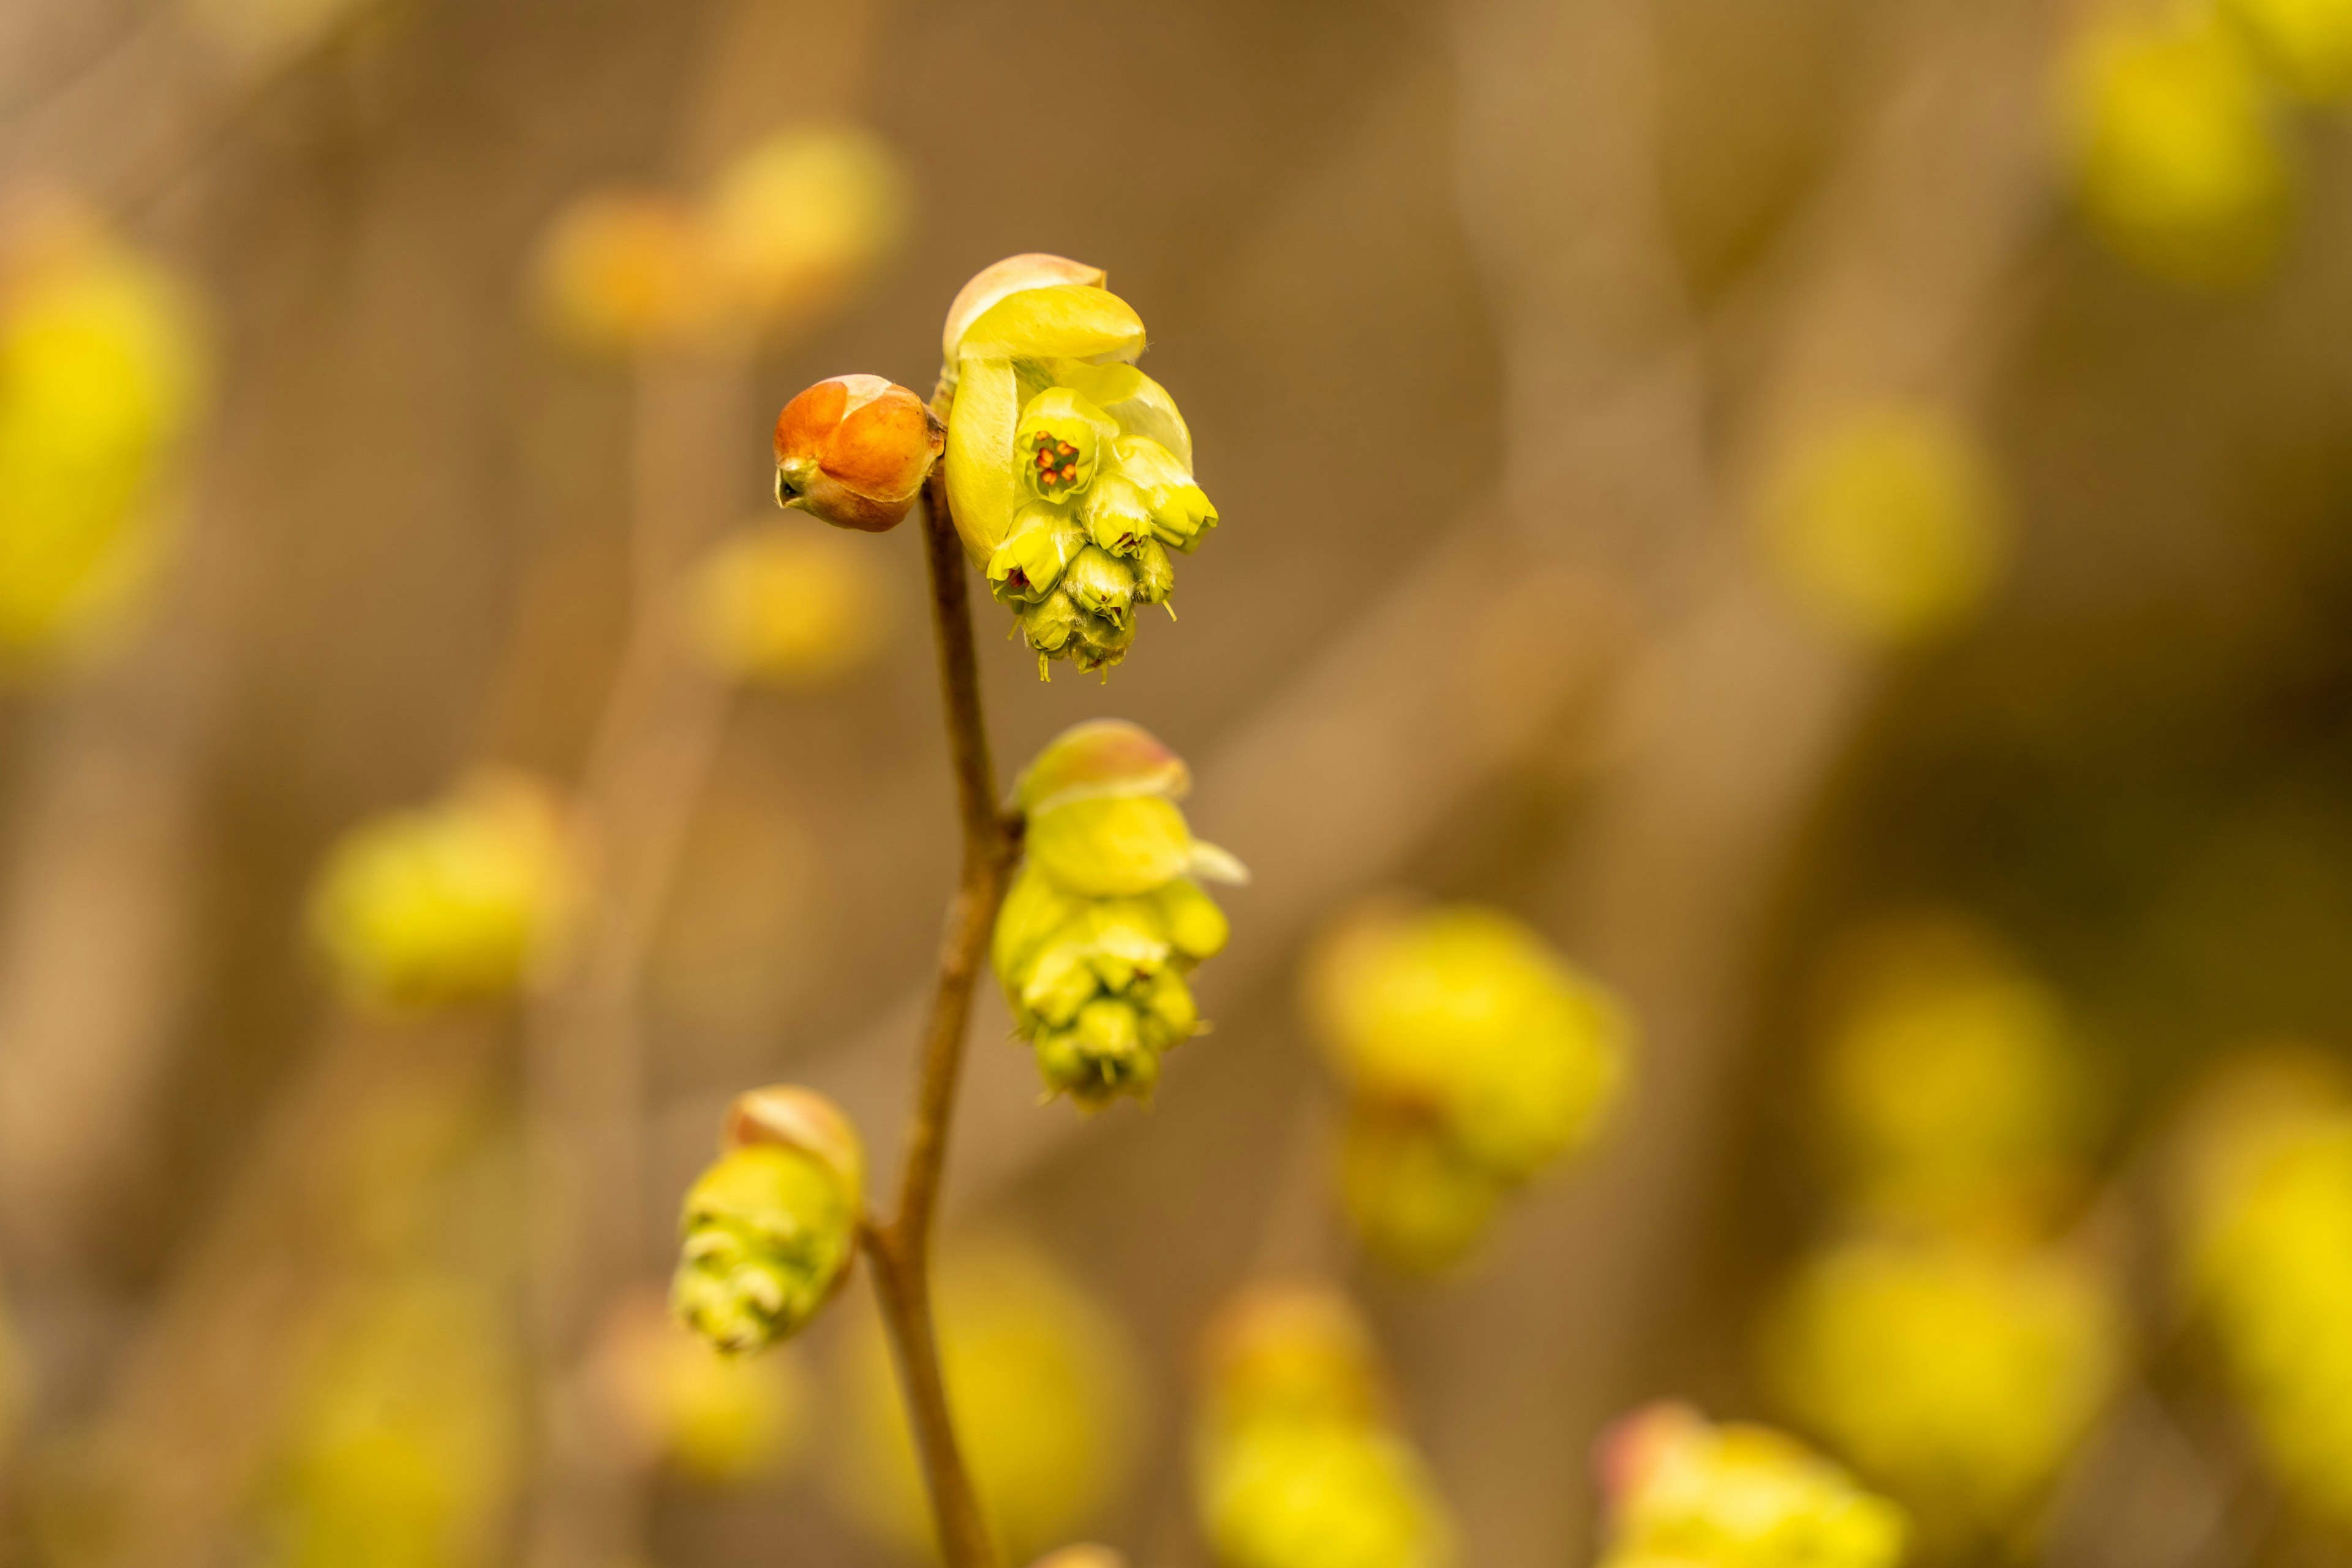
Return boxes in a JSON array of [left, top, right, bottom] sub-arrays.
[[860, 465, 1020, 1568]]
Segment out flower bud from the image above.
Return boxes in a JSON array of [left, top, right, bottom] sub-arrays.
[[989, 503, 1088, 604], [1760, 1235, 2121, 1532], [1018, 388, 1115, 502], [1079, 473, 1157, 558], [1063, 546, 1137, 626], [1132, 540, 1176, 606], [672, 1087, 864, 1355], [1597, 1404, 1906, 1568], [689, 518, 891, 686], [309, 771, 578, 1014], [774, 375, 943, 533]]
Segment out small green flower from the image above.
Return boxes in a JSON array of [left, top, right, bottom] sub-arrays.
[[988, 503, 1088, 604], [1017, 388, 1115, 503]]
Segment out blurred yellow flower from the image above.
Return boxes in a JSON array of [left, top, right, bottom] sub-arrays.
[[2226, 0, 2352, 99], [1195, 1282, 1454, 1568], [703, 126, 910, 337], [589, 1291, 810, 1485], [688, 518, 892, 687], [1761, 1234, 2122, 1532], [832, 1237, 1142, 1564], [2169, 1050, 2352, 1524], [308, 771, 579, 1014], [262, 1274, 521, 1568], [1759, 404, 2007, 649], [1303, 901, 1627, 1267], [0, 200, 206, 674], [1814, 914, 2093, 1233], [2063, 10, 2292, 287], [1596, 1403, 1906, 1568], [530, 190, 722, 355]]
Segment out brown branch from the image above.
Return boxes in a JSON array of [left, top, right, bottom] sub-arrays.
[[858, 468, 1015, 1568]]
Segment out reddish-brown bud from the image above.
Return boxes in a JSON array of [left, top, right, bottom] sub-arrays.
[[772, 375, 943, 533]]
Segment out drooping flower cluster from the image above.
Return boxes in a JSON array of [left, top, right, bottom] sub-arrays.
[[831, 1237, 1142, 1566], [0, 197, 206, 675], [2168, 1048, 2352, 1525], [1194, 1283, 1455, 1568], [308, 771, 579, 1014], [938, 255, 1219, 676], [1595, 1404, 1907, 1568], [994, 721, 1244, 1107], [672, 1087, 864, 1356], [1302, 902, 1629, 1272], [1763, 913, 2122, 1542]]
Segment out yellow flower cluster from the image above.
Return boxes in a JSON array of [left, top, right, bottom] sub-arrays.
[[1760, 1237, 2122, 1531], [1813, 914, 2093, 1235], [308, 771, 578, 1020], [260, 1273, 520, 1568], [832, 1238, 1142, 1566], [1758, 405, 2008, 650], [308, 772, 578, 1014], [1194, 1283, 1455, 1568], [531, 126, 907, 355], [1303, 903, 1627, 1272], [0, 198, 206, 676], [1594, 1404, 1906, 1568], [688, 517, 893, 687], [995, 721, 1245, 1107], [2169, 1048, 2352, 1525], [1765, 914, 2122, 1541], [2060, 0, 2338, 288]]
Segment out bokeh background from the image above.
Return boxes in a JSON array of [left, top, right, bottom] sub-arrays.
[[8, 0, 2352, 1565]]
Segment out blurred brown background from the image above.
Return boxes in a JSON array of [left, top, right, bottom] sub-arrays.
[[7, 0, 2352, 1565]]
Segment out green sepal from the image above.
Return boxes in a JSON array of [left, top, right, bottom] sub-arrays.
[[1027, 796, 1196, 897]]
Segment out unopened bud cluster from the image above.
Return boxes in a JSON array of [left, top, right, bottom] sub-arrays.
[[1304, 903, 1629, 1272], [995, 722, 1244, 1107], [771, 374, 943, 534], [939, 255, 1219, 675], [673, 1087, 864, 1357], [1595, 1404, 1905, 1568], [309, 771, 578, 1014], [2168, 1050, 2352, 1525], [1194, 1283, 1455, 1568]]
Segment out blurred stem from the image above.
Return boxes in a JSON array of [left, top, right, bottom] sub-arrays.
[[859, 468, 1015, 1568]]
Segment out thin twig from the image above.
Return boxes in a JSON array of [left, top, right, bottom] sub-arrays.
[[859, 468, 1016, 1568]]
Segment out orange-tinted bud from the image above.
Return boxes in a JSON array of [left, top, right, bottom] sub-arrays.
[[772, 375, 944, 533]]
